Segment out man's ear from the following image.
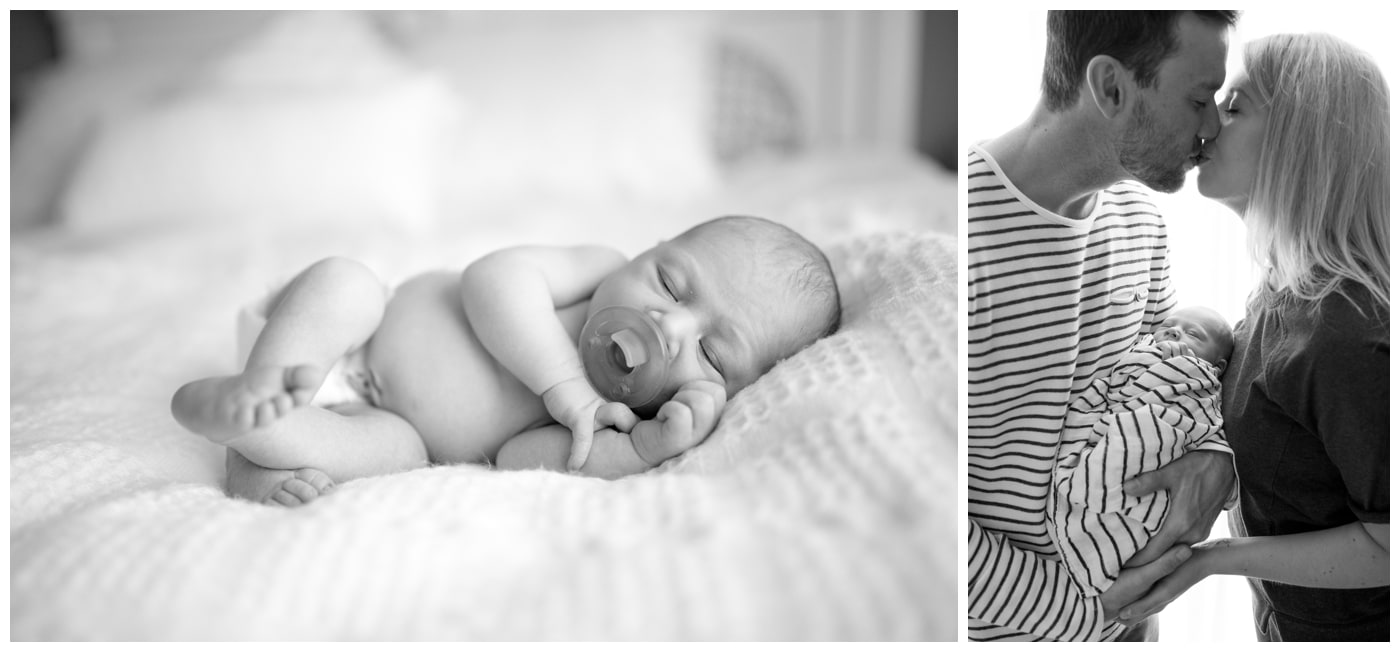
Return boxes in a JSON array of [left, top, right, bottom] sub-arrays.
[[1085, 54, 1131, 120]]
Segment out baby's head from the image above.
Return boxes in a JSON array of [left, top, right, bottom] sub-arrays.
[[584, 215, 841, 414], [1152, 305, 1234, 375]]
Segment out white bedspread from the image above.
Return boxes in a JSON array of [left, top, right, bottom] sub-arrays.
[[10, 153, 956, 641]]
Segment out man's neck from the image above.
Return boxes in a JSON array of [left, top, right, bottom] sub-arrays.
[[981, 104, 1128, 220]]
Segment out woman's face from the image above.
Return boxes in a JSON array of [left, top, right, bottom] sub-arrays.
[[1195, 69, 1270, 215]]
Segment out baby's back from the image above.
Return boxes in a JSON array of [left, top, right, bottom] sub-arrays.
[[364, 271, 586, 464]]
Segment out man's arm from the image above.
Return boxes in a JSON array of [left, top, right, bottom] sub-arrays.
[[968, 517, 1193, 640]]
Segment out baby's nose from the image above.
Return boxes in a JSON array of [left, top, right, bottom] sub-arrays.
[[650, 308, 698, 357]]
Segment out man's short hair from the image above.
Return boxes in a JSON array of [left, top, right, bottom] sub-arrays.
[[1041, 10, 1239, 112]]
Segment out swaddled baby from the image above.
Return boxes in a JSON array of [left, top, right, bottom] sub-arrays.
[[172, 216, 841, 505], [1048, 306, 1235, 597]]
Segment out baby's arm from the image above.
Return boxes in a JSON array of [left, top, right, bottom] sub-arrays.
[[495, 380, 726, 479], [461, 245, 629, 469], [494, 425, 650, 480]]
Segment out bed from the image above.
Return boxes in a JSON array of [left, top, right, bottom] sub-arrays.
[[10, 11, 957, 641]]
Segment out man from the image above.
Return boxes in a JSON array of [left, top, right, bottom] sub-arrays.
[[966, 11, 1239, 642]]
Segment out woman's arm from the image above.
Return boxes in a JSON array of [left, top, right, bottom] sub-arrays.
[[1117, 521, 1390, 623], [1200, 521, 1389, 587]]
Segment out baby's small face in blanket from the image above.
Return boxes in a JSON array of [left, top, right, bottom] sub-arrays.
[[1152, 305, 1234, 373], [586, 217, 840, 411]]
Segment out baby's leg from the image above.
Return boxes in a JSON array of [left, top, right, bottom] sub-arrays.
[[173, 257, 388, 443], [220, 403, 429, 483]]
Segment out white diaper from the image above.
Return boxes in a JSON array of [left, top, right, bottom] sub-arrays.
[[235, 285, 377, 408]]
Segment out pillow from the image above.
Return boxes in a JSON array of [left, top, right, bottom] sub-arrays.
[[389, 11, 721, 204], [57, 11, 461, 233]]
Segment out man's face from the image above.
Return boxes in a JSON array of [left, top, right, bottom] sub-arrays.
[[1116, 13, 1230, 192]]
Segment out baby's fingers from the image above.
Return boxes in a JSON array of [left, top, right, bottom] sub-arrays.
[[566, 424, 594, 472], [656, 401, 700, 452], [671, 384, 724, 436], [595, 402, 640, 433]]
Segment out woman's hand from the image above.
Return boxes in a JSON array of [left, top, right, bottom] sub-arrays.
[[1099, 544, 1194, 622], [1114, 540, 1221, 628]]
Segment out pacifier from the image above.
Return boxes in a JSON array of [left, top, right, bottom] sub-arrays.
[[579, 306, 673, 412]]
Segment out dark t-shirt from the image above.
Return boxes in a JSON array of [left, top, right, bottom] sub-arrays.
[[1221, 282, 1389, 640]]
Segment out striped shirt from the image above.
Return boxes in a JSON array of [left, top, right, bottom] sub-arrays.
[[966, 145, 1177, 641]]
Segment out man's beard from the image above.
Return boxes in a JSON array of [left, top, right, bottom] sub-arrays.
[[1118, 102, 1190, 193]]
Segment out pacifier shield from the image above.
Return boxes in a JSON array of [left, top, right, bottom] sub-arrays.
[[579, 306, 671, 409]]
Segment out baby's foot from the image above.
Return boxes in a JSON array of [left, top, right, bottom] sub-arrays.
[[173, 365, 323, 443], [227, 459, 335, 507]]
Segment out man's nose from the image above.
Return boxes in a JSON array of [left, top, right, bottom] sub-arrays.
[[1199, 105, 1222, 140]]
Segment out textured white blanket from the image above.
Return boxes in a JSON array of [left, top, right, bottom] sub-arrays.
[[10, 214, 956, 640]]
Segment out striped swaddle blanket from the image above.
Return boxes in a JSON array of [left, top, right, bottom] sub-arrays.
[[1048, 334, 1227, 596]]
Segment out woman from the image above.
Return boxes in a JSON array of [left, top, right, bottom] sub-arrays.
[[1117, 33, 1390, 641]]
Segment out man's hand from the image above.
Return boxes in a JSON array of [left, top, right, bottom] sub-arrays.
[[1099, 544, 1193, 622], [542, 377, 639, 471], [630, 380, 727, 467], [1122, 449, 1234, 567]]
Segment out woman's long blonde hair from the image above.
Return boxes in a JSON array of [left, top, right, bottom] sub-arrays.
[[1243, 33, 1389, 314]]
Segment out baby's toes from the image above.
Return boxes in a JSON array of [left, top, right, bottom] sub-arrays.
[[271, 393, 294, 417], [265, 474, 330, 507], [286, 365, 324, 399], [254, 401, 280, 429], [293, 468, 335, 493], [229, 401, 256, 430], [290, 387, 317, 407]]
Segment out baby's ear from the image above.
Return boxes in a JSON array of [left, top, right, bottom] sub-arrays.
[[1214, 358, 1229, 378]]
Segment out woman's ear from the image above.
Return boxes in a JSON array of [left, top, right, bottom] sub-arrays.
[[1085, 54, 1131, 120]]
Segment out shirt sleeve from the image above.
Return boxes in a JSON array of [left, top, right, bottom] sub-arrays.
[[968, 517, 1109, 641]]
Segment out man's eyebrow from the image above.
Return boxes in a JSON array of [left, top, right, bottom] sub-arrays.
[[1192, 79, 1224, 93]]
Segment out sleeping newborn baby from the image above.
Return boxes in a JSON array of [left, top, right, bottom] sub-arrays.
[[1048, 306, 1235, 598], [172, 216, 841, 505]]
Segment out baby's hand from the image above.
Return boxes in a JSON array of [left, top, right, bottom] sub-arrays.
[[543, 379, 641, 471], [630, 380, 727, 467], [1153, 340, 1192, 359], [542, 377, 614, 472]]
